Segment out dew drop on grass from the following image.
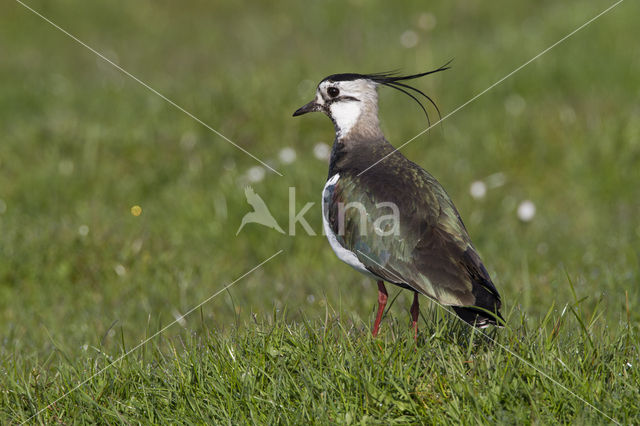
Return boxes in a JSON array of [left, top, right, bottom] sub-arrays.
[[172, 310, 187, 327], [469, 181, 487, 199], [418, 12, 437, 31], [278, 147, 296, 164], [400, 30, 418, 48], [517, 200, 536, 222], [486, 172, 506, 188], [114, 264, 126, 276], [313, 142, 330, 160], [131, 238, 143, 254], [247, 166, 265, 183]]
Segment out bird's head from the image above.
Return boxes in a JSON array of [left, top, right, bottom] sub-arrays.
[[293, 62, 451, 139]]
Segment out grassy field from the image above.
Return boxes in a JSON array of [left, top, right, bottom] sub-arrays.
[[1, 0, 639, 423]]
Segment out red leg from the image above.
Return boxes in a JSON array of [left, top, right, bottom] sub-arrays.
[[410, 292, 420, 341], [372, 281, 388, 337]]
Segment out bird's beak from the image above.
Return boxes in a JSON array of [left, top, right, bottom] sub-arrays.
[[292, 100, 320, 117]]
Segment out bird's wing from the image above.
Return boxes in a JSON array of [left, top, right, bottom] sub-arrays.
[[327, 162, 500, 309]]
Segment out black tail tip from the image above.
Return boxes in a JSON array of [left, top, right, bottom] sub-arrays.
[[452, 306, 505, 328]]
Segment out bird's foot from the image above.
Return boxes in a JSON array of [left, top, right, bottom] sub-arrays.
[[372, 281, 388, 337], [410, 292, 420, 342]]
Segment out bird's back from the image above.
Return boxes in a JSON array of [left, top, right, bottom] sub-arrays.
[[326, 136, 503, 325]]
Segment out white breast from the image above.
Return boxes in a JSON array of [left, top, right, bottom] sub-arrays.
[[322, 174, 377, 279]]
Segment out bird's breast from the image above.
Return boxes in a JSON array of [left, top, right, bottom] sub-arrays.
[[321, 173, 377, 279]]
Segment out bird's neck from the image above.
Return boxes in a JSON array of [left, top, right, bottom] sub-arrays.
[[328, 131, 395, 179], [331, 102, 383, 141]]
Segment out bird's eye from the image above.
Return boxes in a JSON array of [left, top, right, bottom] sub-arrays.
[[327, 87, 340, 98]]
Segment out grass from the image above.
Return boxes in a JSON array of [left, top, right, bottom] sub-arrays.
[[3, 306, 638, 424], [1, 0, 640, 423]]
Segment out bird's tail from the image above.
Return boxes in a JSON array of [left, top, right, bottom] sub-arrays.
[[457, 248, 505, 328], [452, 305, 505, 328]]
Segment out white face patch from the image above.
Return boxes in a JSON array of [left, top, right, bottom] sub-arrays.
[[317, 79, 378, 138], [329, 101, 362, 138]]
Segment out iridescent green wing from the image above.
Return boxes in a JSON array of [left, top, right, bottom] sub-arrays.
[[328, 163, 497, 307]]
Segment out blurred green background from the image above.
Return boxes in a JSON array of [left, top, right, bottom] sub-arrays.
[[1, 0, 639, 361]]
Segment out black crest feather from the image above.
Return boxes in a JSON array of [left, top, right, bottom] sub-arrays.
[[323, 60, 452, 125]]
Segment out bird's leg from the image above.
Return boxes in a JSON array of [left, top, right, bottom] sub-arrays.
[[410, 292, 420, 341], [372, 281, 388, 337]]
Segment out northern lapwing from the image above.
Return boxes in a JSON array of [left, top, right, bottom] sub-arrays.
[[293, 65, 504, 338]]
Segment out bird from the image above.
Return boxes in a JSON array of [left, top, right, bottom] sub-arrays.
[[293, 65, 504, 339], [236, 186, 285, 235]]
